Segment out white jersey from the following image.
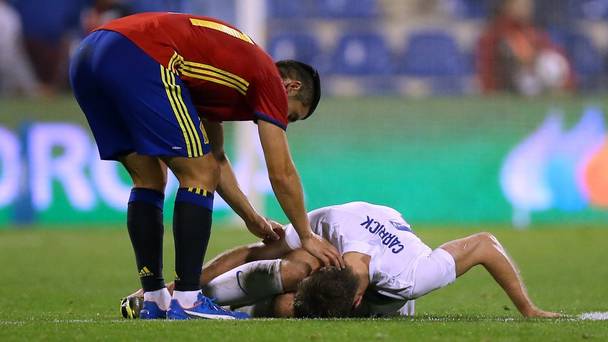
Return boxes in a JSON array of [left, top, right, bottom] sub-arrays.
[[284, 201, 433, 302]]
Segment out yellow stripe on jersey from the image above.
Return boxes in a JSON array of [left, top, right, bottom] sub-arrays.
[[168, 53, 180, 71], [160, 65, 203, 157], [182, 61, 249, 88], [199, 122, 210, 145], [189, 18, 254, 44], [168, 52, 249, 96], [179, 69, 247, 96], [168, 53, 176, 71], [179, 65, 248, 93]]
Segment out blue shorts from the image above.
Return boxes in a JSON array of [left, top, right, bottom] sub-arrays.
[[69, 30, 210, 160]]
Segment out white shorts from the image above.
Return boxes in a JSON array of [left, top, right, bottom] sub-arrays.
[[409, 248, 456, 298]]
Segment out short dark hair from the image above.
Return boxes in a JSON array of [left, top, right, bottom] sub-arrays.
[[275, 60, 321, 119], [293, 266, 359, 318]]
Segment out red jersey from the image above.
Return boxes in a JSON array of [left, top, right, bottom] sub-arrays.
[[99, 12, 289, 129]]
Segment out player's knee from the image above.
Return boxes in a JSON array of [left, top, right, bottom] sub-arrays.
[[280, 260, 311, 292], [120, 157, 167, 192], [130, 173, 166, 190], [165, 154, 219, 189]]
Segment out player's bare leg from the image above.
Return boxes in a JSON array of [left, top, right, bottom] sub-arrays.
[[439, 232, 560, 318], [162, 154, 219, 192], [120, 153, 168, 192]]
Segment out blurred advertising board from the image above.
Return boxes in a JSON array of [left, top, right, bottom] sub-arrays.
[[1, 97, 607, 227]]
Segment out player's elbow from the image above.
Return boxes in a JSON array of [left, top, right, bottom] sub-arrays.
[[280, 260, 311, 292]]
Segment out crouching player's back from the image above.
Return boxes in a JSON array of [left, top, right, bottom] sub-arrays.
[[100, 12, 289, 127]]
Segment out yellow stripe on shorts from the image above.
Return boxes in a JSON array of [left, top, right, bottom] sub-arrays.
[[169, 70, 203, 156], [160, 65, 202, 157]]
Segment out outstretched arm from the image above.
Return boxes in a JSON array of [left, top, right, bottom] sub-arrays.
[[204, 120, 279, 240], [439, 232, 560, 318], [257, 120, 344, 268], [201, 238, 292, 285]]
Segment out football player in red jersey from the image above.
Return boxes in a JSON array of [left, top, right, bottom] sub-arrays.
[[70, 12, 343, 320]]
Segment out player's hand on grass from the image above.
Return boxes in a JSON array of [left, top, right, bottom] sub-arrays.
[[301, 233, 345, 268], [524, 308, 562, 318], [245, 215, 280, 241]]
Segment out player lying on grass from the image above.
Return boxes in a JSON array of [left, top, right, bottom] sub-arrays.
[[122, 202, 560, 319]]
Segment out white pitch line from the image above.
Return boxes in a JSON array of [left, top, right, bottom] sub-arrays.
[[0, 321, 25, 325], [579, 312, 608, 321]]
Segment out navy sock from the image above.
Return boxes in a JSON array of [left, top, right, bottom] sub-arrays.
[[127, 188, 165, 292], [173, 187, 213, 291]]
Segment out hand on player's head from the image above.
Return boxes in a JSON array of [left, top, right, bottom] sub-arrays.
[[301, 234, 345, 268]]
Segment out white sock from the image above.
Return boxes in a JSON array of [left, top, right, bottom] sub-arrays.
[[143, 288, 171, 311], [172, 290, 200, 308], [398, 300, 416, 317], [202, 259, 283, 307]]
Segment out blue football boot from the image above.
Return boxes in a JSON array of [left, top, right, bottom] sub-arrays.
[[167, 293, 250, 320], [139, 300, 167, 319]]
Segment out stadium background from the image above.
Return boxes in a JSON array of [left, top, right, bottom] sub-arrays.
[[1, 0, 608, 229], [1, 1, 608, 340]]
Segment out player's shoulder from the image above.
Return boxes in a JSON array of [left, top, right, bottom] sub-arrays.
[[329, 202, 406, 222], [309, 202, 379, 219], [332, 201, 394, 212], [243, 44, 280, 81]]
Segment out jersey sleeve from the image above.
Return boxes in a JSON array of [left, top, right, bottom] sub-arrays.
[[283, 223, 301, 250], [250, 73, 289, 130]]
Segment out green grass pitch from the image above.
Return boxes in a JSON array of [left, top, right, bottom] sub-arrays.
[[1, 226, 607, 341]]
